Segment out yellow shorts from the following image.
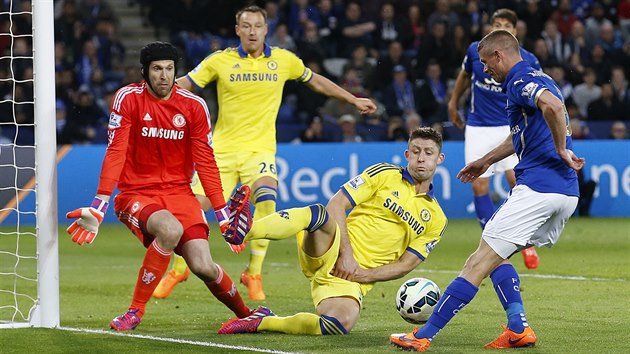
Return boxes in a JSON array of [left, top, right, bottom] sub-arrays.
[[191, 151, 277, 200], [297, 229, 374, 308]]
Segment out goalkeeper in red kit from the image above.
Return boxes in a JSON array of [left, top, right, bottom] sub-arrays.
[[66, 41, 270, 331]]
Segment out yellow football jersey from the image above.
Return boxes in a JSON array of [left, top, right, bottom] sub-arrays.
[[186, 44, 312, 154], [341, 163, 448, 269]]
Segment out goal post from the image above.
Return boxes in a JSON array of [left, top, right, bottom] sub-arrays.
[[32, 0, 59, 328], [0, 0, 58, 328]]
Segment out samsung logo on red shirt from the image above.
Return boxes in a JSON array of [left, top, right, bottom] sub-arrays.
[[141, 127, 184, 140]]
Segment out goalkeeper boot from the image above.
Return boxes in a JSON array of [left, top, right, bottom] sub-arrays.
[[152, 267, 190, 299], [218, 306, 275, 334], [389, 327, 431, 352], [521, 247, 540, 269], [110, 308, 142, 331], [240, 272, 266, 301], [484, 325, 536, 348], [224, 185, 252, 245]]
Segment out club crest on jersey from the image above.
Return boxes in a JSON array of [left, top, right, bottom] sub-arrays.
[[521, 82, 538, 99], [348, 175, 365, 190], [267, 60, 278, 70], [420, 209, 431, 222], [131, 201, 140, 213], [108, 112, 122, 129], [172, 114, 186, 128]]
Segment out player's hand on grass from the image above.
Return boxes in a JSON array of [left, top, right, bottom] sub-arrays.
[[66, 197, 108, 245]]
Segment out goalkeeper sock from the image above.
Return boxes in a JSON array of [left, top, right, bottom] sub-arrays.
[[415, 277, 478, 340], [474, 194, 494, 229], [130, 240, 172, 316], [258, 312, 322, 335], [205, 264, 250, 318], [172, 254, 188, 275], [247, 187, 277, 276], [490, 264, 527, 333]]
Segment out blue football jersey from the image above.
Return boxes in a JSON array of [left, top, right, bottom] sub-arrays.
[[463, 42, 541, 126], [504, 61, 579, 197]]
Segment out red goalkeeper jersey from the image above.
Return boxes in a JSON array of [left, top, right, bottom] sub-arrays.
[[97, 82, 226, 209]]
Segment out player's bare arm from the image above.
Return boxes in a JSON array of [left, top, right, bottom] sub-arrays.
[[351, 251, 422, 284], [307, 72, 377, 115], [175, 76, 194, 91], [326, 190, 359, 280], [447, 70, 471, 129], [537, 90, 585, 171], [458, 134, 514, 183]]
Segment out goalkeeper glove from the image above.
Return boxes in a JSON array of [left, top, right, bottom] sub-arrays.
[[214, 206, 245, 254], [66, 197, 108, 245]]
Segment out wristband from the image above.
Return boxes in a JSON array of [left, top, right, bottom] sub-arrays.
[[91, 197, 109, 214], [214, 206, 229, 223]]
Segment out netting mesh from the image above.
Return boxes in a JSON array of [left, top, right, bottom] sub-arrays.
[[0, 1, 37, 325]]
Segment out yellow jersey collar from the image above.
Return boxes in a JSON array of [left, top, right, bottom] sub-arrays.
[[403, 167, 435, 198], [237, 43, 272, 58]]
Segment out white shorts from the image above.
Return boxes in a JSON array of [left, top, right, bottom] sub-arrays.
[[465, 125, 518, 178], [483, 184, 578, 259]]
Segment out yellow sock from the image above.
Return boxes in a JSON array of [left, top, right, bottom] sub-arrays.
[[247, 196, 276, 275], [248, 206, 312, 241], [258, 312, 323, 335], [172, 254, 188, 275]]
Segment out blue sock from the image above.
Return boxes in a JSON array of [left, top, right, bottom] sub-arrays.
[[490, 264, 528, 333], [474, 194, 494, 229], [415, 277, 478, 340]]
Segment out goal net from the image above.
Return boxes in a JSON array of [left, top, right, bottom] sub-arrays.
[[0, 0, 58, 328]]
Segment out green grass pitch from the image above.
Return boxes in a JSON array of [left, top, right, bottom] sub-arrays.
[[1, 218, 629, 353]]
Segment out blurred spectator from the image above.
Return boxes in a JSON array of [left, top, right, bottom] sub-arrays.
[[620, 0, 630, 41], [399, 4, 426, 58], [404, 111, 422, 135], [541, 20, 572, 63], [549, 65, 573, 102], [268, 23, 297, 52], [288, 0, 321, 40], [416, 20, 456, 78], [338, 114, 363, 142], [587, 83, 626, 121], [265, 1, 283, 36], [60, 86, 107, 144], [567, 20, 590, 63], [426, 0, 459, 32], [585, 2, 613, 47], [609, 121, 629, 139], [75, 39, 103, 87], [452, 24, 470, 63], [342, 44, 376, 93], [373, 3, 404, 56], [338, 1, 376, 58], [374, 40, 413, 93], [316, 0, 342, 57], [518, 0, 551, 44], [56, 99, 67, 142], [415, 60, 449, 125], [78, 0, 117, 32], [382, 65, 418, 118], [386, 115, 408, 141], [293, 59, 329, 123], [570, 117, 593, 139], [610, 66, 630, 105], [297, 20, 327, 63], [572, 68, 601, 117], [596, 21, 624, 53], [550, 0, 579, 37], [459, 0, 484, 41], [533, 38, 559, 68], [515, 20, 535, 53], [300, 116, 333, 143]]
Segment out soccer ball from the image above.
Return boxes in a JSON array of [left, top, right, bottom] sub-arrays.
[[395, 277, 441, 324]]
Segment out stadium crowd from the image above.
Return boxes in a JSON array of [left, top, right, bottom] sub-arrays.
[[1, 0, 629, 145]]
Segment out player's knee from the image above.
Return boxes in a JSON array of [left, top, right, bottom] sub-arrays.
[[155, 220, 184, 250], [307, 204, 329, 233], [319, 314, 350, 335], [188, 259, 219, 282]]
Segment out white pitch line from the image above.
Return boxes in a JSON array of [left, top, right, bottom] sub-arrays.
[[415, 269, 627, 282], [58, 327, 301, 354]]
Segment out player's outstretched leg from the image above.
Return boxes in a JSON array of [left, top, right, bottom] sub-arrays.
[[389, 327, 431, 352], [152, 254, 190, 298], [224, 185, 253, 245], [218, 306, 275, 334], [484, 325, 537, 348]]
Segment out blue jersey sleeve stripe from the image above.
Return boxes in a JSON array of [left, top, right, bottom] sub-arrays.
[[406, 247, 425, 261], [185, 75, 203, 90], [341, 186, 357, 207]]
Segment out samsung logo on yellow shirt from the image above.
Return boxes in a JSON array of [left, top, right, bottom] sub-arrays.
[[230, 73, 278, 82], [384, 198, 425, 235]]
